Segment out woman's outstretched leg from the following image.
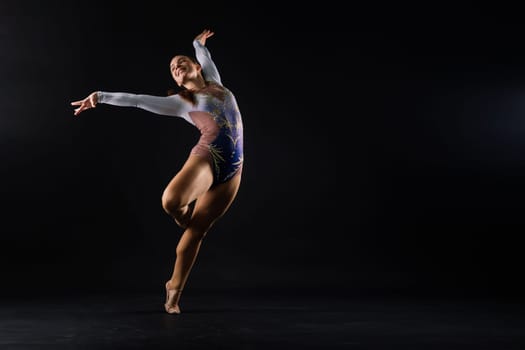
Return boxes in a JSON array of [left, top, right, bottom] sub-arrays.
[[164, 169, 242, 314]]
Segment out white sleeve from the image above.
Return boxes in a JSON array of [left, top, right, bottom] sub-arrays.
[[193, 40, 222, 85], [97, 91, 194, 124]]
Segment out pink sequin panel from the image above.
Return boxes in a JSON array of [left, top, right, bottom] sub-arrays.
[[188, 111, 219, 163]]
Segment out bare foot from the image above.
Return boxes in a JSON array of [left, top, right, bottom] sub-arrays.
[[164, 281, 183, 314]]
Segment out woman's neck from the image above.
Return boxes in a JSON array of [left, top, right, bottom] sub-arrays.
[[184, 77, 207, 92]]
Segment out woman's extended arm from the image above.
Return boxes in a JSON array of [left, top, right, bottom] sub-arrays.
[[193, 29, 222, 85], [71, 91, 194, 124]]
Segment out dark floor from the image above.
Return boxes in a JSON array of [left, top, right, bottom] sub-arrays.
[[1, 289, 524, 349]]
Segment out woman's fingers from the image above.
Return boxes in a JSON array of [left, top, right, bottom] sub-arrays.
[[71, 100, 84, 115], [71, 99, 88, 115], [203, 29, 214, 38], [196, 29, 214, 44]]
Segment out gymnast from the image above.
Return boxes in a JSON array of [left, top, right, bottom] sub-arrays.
[[71, 29, 244, 314]]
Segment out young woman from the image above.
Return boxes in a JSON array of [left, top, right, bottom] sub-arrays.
[[71, 29, 244, 314]]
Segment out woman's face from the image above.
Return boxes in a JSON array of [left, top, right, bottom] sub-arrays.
[[170, 55, 201, 86]]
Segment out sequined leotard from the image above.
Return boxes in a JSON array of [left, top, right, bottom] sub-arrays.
[[96, 40, 244, 185]]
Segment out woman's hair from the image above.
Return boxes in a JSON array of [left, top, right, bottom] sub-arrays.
[[167, 87, 197, 105]]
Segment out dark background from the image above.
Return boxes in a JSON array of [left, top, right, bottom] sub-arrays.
[[1, 2, 524, 298]]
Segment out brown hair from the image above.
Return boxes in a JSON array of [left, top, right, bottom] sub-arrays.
[[167, 87, 197, 104], [167, 83, 225, 105]]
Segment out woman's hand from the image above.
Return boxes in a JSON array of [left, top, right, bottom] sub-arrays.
[[71, 92, 98, 116], [195, 29, 214, 46]]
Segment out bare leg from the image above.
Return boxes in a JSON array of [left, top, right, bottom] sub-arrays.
[[164, 227, 204, 314], [161, 155, 213, 314], [161, 155, 214, 229], [165, 168, 242, 314]]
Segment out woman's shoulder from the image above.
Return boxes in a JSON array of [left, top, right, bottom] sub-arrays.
[[206, 80, 224, 88]]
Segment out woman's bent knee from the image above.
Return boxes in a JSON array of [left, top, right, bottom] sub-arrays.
[[161, 191, 184, 216]]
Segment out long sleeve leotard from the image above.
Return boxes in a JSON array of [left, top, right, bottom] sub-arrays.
[[97, 40, 244, 185]]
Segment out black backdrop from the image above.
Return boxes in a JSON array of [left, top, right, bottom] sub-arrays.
[[1, 2, 524, 298]]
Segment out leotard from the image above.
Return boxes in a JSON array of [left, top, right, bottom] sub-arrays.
[[97, 40, 244, 185]]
